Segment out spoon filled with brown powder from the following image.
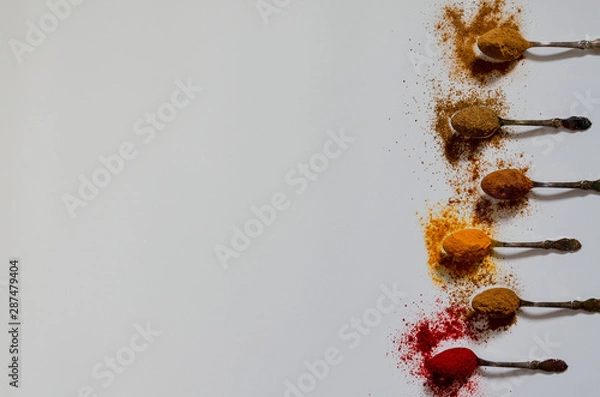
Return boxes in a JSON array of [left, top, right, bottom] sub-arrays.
[[450, 106, 591, 139], [477, 27, 600, 62], [472, 287, 600, 319], [481, 169, 600, 200], [442, 229, 581, 264]]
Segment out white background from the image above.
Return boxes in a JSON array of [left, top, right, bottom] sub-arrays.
[[1, 0, 600, 396]]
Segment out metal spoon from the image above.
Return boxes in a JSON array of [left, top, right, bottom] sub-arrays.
[[481, 169, 600, 200], [472, 287, 600, 319], [429, 348, 567, 382], [477, 27, 600, 62], [442, 229, 581, 263], [450, 106, 591, 139]]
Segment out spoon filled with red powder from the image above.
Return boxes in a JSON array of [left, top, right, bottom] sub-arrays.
[[481, 169, 600, 200], [427, 347, 568, 385], [477, 27, 600, 62], [450, 106, 591, 139]]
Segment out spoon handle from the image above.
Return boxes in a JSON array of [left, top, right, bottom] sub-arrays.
[[532, 179, 600, 191], [520, 298, 600, 313], [477, 358, 568, 373], [529, 39, 600, 50], [492, 238, 582, 252], [500, 116, 591, 131]]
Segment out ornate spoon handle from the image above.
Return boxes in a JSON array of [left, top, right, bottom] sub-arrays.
[[477, 358, 568, 373], [532, 179, 600, 191], [528, 39, 600, 50], [492, 238, 582, 252], [499, 116, 591, 131], [520, 298, 600, 313]]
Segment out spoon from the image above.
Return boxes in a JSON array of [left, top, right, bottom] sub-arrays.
[[481, 169, 600, 200], [472, 287, 600, 319], [442, 229, 581, 263], [477, 27, 600, 62], [450, 106, 591, 139], [427, 347, 567, 385]]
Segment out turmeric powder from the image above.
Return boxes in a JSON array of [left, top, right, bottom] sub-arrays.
[[481, 169, 533, 200], [477, 27, 531, 62], [471, 287, 521, 319], [442, 229, 492, 263]]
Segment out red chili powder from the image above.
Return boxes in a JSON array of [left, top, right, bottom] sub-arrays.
[[393, 305, 480, 396], [426, 348, 478, 385]]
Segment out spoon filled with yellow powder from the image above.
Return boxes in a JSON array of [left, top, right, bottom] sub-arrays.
[[472, 287, 600, 319], [477, 27, 600, 62], [450, 106, 591, 139], [442, 229, 581, 263]]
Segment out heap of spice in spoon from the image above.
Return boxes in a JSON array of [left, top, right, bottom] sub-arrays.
[[427, 347, 567, 385], [472, 287, 600, 319], [450, 106, 591, 139], [477, 27, 600, 62], [481, 169, 600, 200], [442, 229, 581, 263]]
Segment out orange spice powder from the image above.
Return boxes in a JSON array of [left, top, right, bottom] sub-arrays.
[[421, 205, 520, 308], [422, 206, 497, 285]]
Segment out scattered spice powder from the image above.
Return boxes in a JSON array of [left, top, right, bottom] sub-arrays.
[[433, 88, 508, 165], [397, 1, 534, 393], [422, 205, 521, 308], [472, 195, 530, 226], [435, 0, 526, 84], [393, 305, 481, 396], [428, 87, 532, 226], [480, 168, 533, 200], [422, 206, 496, 283]]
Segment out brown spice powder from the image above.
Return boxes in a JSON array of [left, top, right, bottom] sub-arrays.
[[433, 88, 508, 165], [478, 27, 531, 62], [436, 0, 525, 84], [480, 168, 534, 200], [450, 106, 500, 139], [471, 287, 521, 318]]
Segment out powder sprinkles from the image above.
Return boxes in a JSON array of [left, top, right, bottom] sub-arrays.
[[435, 0, 526, 84]]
